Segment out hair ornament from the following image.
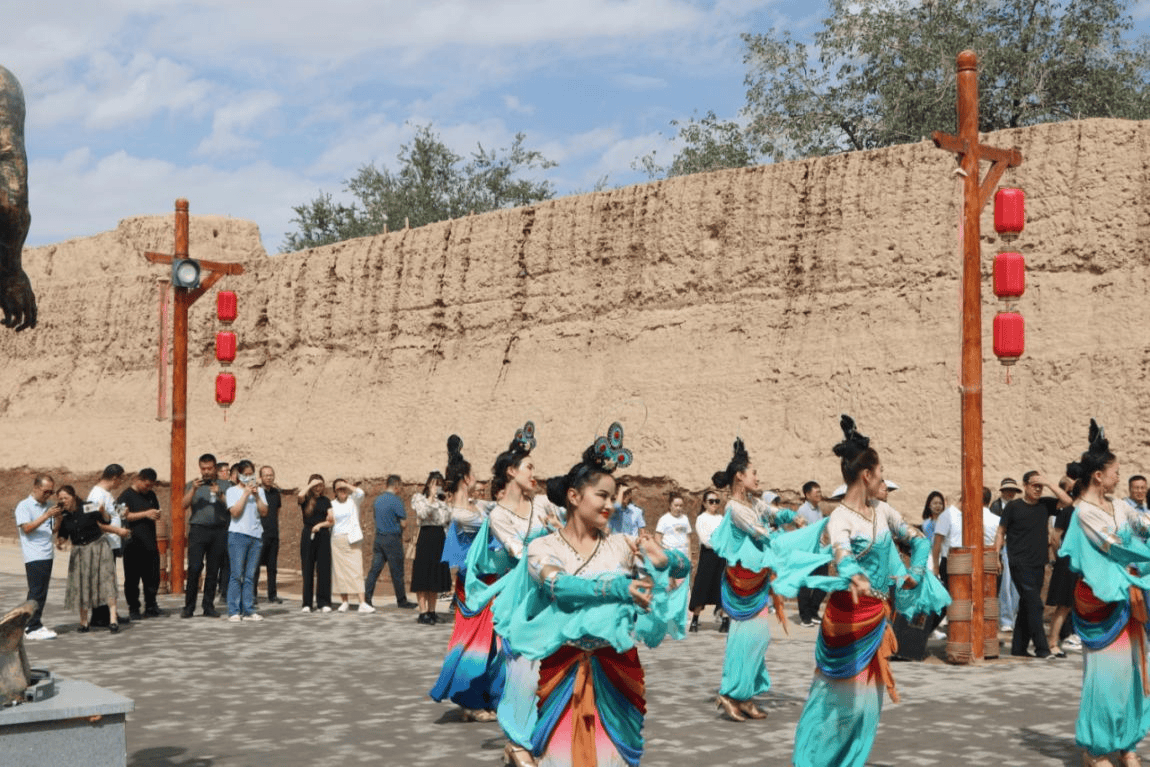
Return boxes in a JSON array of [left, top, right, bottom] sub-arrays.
[[512, 420, 537, 452], [1087, 418, 1109, 456], [592, 421, 632, 469]]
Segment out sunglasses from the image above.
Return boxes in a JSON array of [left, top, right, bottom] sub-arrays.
[[705, 498, 720, 505]]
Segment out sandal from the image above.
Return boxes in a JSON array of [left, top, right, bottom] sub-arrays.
[[1083, 752, 1115, 766], [715, 694, 746, 722], [502, 743, 537, 767], [738, 700, 768, 719], [1121, 753, 1142, 767]]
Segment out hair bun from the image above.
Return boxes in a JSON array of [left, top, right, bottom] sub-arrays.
[[833, 413, 870, 459], [711, 470, 730, 489]]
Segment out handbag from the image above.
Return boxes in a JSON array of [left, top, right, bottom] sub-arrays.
[[347, 520, 363, 545]]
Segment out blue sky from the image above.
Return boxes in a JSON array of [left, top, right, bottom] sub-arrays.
[[7, 0, 1150, 254]]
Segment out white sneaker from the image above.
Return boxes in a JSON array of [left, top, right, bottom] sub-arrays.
[[244, 613, 264, 622], [300, 606, 311, 613], [320, 606, 333, 613], [337, 602, 349, 613], [358, 603, 375, 614], [1064, 634, 1082, 648], [25, 627, 57, 640], [930, 629, 947, 640], [1001, 624, 1014, 633], [228, 614, 242, 623]]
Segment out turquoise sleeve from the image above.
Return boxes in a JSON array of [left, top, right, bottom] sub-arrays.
[[548, 572, 633, 609]]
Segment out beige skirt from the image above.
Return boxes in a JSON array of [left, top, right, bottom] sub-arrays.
[[330, 532, 364, 594], [65, 538, 118, 611]]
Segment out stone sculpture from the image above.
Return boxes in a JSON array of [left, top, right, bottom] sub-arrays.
[[0, 600, 33, 705], [0, 65, 37, 331]]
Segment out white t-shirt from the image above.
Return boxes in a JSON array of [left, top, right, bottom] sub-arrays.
[[87, 485, 120, 551], [797, 500, 822, 527], [656, 512, 691, 556], [933, 505, 963, 558], [331, 487, 365, 536], [225, 483, 265, 538], [695, 512, 723, 549]]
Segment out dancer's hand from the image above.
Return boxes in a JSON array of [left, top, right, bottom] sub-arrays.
[[629, 578, 653, 610], [901, 576, 918, 590], [633, 530, 668, 569], [848, 574, 872, 605]]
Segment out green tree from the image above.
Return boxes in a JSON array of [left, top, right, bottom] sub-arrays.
[[634, 111, 756, 179], [284, 125, 556, 251], [643, 0, 1150, 175]]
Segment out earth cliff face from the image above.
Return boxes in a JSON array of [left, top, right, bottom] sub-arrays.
[[1, 118, 1148, 522]]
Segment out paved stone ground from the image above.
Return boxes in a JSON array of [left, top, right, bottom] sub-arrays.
[[0, 547, 1126, 767]]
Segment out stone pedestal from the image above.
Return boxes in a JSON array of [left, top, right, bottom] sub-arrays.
[[0, 678, 134, 767]]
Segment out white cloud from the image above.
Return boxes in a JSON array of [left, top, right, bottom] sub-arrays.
[[614, 73, 669, 90], [197, 91, 283, 156], [503, 95, 535, 115]]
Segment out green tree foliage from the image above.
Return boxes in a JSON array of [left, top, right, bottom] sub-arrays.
[[643, 0, 1150, 176], [634, 111, 756, 179], [284, 125, 556, 251]]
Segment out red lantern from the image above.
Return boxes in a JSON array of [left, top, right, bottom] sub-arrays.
[[217, 291, 237, 324], [216, 331, 237, 366], [994, 188, 1025, 238], [216, 372, 236, 407], [993, 312, 1025, 365], [993, 252, 1025, 303]]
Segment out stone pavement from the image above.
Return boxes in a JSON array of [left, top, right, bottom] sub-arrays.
[[0, 543, 1113, 766]]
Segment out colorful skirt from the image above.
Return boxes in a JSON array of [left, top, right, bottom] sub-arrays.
[[718, 564, 773, 700], [1072, 580, 1149, 757], [531, 643, 645, 767], [793, 591, 899, 767], [64, 538, 117, 611], [429, 572, 506, 710]]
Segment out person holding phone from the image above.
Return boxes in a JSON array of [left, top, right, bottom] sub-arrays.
[[56, 485, 124, 633], [224, 460, 267, 622], [411, 471, 452, 623], [181, 453, 231, 619]]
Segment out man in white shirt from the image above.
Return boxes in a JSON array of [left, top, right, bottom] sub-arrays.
[[1127, 475, 1148, 514], [87, 463, 126, 627], [15, 474, 59, 639]]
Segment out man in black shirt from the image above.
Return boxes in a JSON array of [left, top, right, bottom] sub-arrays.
[[993, 469, 1072, 658], [255, 465, 282, 604], [118, 468, 164, 619]]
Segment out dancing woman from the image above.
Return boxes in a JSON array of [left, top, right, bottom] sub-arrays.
[[708, 438, 805, 722], [462, 422, 552, 767], [429, 435, 505, 722], [493, 423, 690, 766], [1058, 420, 1150, 767], [792, 415, 949, 767]]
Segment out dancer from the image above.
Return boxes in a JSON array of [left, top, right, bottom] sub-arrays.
[[462, 421, 552, 767], [708, 438, 813, 722], [1058, 420, 1150, 767], [429, 435, 505, 722], [493, 422, 690, 766], [792, 415, 949, 767]]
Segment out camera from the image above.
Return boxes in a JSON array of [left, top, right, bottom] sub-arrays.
[[436, 491, 446, 501]]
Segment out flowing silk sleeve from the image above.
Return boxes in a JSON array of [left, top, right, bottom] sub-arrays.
[[1060, 501, 1150, 602]]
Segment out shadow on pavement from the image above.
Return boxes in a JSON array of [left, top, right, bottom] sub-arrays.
[[129, 747, 213, 767]]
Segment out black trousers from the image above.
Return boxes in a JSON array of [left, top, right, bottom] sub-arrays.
[[1010, 562, 1050, 656], [24, 559, 53, 632], [123, 540, 160, 612], [185, 525, 227, 611], [797, 563, 829, 621], [255, 536, 279, 599], [300, 530, 332, 609], [364, 533, 407, 605]]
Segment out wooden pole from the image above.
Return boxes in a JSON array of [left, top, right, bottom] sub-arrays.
[[156, 278, 169, 421], [169, 199, 189, 595], [957, 50, 985, 662]]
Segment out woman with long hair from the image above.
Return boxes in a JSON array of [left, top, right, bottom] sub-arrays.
[[411, 470, 452, 624], [921, 491, 944, 539], [462, 422, 552, 767], [298, 474, 333, 613], [1058, 420, 1150, 767], [491, 423, 690, 766], [707, 438, 806, 722], [56, 484, 123, 632], [792, 415, 949, 767], [688, 489, 727, 633], [429, 435, 505, 722]]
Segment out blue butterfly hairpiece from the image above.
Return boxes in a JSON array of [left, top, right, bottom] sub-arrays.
[[592, 421, 632, 469]]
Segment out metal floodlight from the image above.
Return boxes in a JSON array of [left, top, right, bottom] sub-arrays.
[[171, 258, 201, 289]]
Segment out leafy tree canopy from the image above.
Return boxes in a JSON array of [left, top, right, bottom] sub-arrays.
[[640, 0, 1150, 178], [284, 124, 556, 251]]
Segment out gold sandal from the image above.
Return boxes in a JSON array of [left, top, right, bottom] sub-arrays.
[[715, 694, 746, 722], [503, 743, 537, 767], [1122, 753, 1142, 767], [738, 700, 768, 719], [1083, 752, 1115, 767]]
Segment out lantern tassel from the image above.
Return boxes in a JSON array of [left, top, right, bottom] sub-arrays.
[[1005, 367, 1012, 385]]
